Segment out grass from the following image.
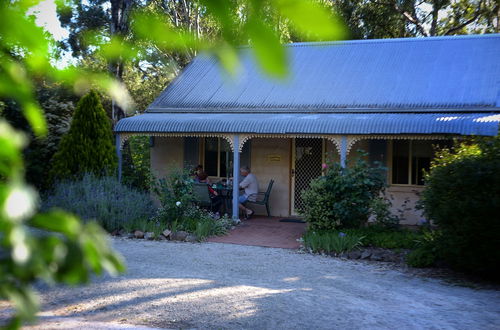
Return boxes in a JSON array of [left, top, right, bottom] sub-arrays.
[[303, 231, 364, 254], [342, 226, 422, 249], [303, 225, 424, 254]]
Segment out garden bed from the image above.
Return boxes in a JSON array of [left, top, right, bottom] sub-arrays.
[[301, 226, 432, 267]]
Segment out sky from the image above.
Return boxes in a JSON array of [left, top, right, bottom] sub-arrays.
[[29, 0, 68, 41]]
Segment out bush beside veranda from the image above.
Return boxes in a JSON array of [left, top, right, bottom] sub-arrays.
[[300, 155, 388, 230], [420, 136, 500, 277]]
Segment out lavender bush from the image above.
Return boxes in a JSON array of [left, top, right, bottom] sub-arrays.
[[43, 173, 156, 231]]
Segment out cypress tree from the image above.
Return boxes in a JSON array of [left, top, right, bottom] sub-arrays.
[[50, 90, 117, 180]]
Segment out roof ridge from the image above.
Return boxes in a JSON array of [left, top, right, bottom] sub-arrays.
[[235, 33, 500, 50]]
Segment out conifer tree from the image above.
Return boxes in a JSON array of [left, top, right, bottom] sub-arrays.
[[50, 90, 117, 180]]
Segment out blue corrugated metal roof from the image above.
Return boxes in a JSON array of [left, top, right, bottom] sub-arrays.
[[115, 113, 500, 136], [148, 34, 500, 113]]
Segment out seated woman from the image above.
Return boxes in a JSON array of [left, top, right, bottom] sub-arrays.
[[197, 172, 222, 213], [192, 165, 205, 182], [197, 171, 213, 187]]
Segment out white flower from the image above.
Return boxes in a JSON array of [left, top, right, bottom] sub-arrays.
[[175, 201, 181, 207]]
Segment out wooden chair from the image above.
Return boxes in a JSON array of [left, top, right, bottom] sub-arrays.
[[192, 183, 221, 212], [246, 179, 274, 217]]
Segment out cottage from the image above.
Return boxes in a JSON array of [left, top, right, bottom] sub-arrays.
[[115, 34, 500, 224]]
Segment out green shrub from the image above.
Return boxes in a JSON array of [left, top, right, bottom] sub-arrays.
[[303, 231, 364, 254], [420, 136, 500, 277], [152, 168, 233, 240], [49, 90, 116, 181], [43, 173, 156, 231], [152, 167, 195, 227], [406, 229, 440, 268], [345, 227, 420, 249], [370, 196, 400, 229], [301, 155, 387, 230], [142, 219, 165, 238], [122, 136, 152, 191], [154, 206, 232, 240], [406, 247, 436, 268]]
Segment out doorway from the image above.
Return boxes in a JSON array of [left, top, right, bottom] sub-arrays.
[[291, 138, 324, 215]]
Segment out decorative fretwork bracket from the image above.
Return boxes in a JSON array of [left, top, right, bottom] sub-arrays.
[[117, 132, 454, 154]]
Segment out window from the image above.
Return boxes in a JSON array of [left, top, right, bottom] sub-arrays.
[[203, 137, 233, 178], [391, 140, 452, 185]]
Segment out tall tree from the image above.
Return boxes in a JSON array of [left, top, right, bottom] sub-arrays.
[[108, 0, 133, 123], [331, 0, 500, 39], [58, 0, 135, 123]]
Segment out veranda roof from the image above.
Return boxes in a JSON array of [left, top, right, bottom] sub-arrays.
[[115, 113, 500, 136]]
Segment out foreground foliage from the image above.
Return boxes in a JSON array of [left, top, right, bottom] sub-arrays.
[[420, 136, 500, 278], [0, 123, 125, 329], [0, 2, 128, 327]]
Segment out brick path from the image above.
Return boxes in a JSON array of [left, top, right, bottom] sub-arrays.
[[207, 216, 306, 249]]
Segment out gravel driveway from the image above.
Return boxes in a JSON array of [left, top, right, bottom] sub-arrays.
[[11, 239, 500, 329]]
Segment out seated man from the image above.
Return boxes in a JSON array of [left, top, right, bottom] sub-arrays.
[[238, 166, 259, 218]]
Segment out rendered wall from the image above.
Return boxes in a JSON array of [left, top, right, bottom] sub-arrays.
[[150, 137, 184, 178], [249, 138, 291, 217], [385, 185, 425, 225]]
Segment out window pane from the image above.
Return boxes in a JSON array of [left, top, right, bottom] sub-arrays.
[[411, 141, 433, 185], [204, 138, 218, 176], [411, 140, 452, 185], [412, 156, 430, 185], [219, 139, 233, 177], [392, 140, 409, 184]]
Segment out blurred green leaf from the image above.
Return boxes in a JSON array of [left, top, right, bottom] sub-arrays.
[[1, 285, 39, 323], [98, 37, 138, 62], [82, 222, 126, 275], [246, 19, 287, 77], [57, 243, 89, 285], [132, 11, 204, 52], [29, 210, 81, 238], [23, 102, 47, 136], [81, 236, 103, 275], [0, 121, 26, 178], [274, 0, 347, 40], [213, 43, 240, 75]]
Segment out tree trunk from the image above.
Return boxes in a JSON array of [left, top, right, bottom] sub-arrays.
[[429, 1, 441, 36], [109, 0, 133, 125]]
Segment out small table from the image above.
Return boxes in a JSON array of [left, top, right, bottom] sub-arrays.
[[214, 185, 233, 215]]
